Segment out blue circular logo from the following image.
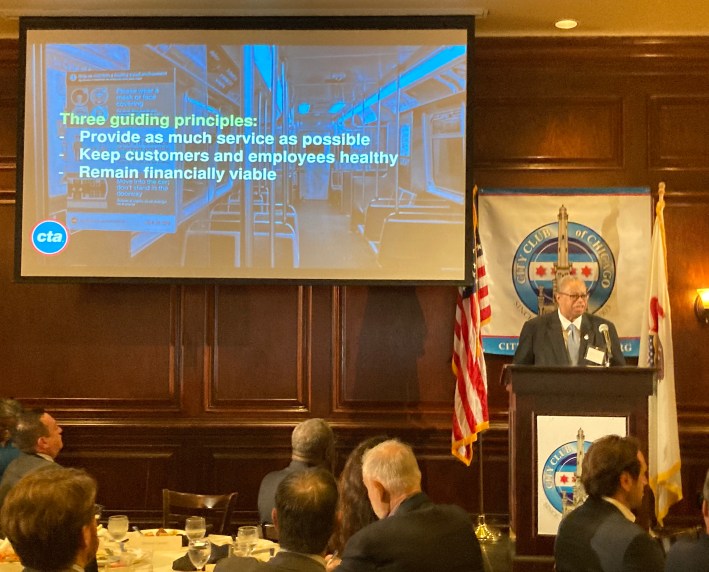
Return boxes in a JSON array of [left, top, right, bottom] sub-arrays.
[[512, 221, 616, 314], [542, 440, 591, 512], [31, 220, 69, 255]]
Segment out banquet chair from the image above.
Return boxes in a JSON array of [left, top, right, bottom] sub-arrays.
[[162, 489, 238, 535]]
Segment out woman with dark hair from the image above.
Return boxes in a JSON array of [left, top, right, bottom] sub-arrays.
[[329, 436, 388, 557]]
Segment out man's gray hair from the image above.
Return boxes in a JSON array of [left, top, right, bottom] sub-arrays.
[[362, 439, 421, 496], [291, 418, 334, 464], [557, 274, 585, 292]]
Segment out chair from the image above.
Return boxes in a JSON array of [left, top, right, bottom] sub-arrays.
[[162, 489, 238, 535]]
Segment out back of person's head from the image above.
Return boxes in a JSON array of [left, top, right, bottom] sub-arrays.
[[291, 418, 335, 467], [0, 399, 23, 444], [581, 434, 642, 498], [12, 408, 48, 453], [362, 439, 421, 496], [275, 467, 338, 555], [331, 435, 388, 553], [0, 467, 97, 570]]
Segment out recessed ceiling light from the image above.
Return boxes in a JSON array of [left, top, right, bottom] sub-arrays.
[[555, 19, 578, 30]]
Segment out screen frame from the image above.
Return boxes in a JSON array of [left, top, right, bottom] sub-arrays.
[[15, 15, 475, 286]]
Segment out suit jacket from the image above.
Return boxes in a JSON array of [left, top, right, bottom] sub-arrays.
[[664, 531, 709, 572], [0, 452, 55, 509], [257, 460, 313, 524], [336, 492, 484, 572], [554, 496, 665, 572], [214, 551, 325, 572], [513, 311, 626, 366]]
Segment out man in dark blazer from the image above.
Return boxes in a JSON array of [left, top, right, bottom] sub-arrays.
[[554, 435, 665, 572], [215, 467, 338, 572], [665, 468, 709, 571], [514, 275, 625, 366], [258, 418, 335, 524], [330, 439, 484, 572], [0, 408, 63, 510]]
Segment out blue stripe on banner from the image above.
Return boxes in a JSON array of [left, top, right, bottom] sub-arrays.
[[479, 187, 650, 197], [483, 336, 641, 357]]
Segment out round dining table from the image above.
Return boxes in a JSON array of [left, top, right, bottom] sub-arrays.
[[0, 531, 278, 572]]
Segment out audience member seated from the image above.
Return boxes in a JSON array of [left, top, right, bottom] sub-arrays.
[[0, 466, 99, 571], [330, 439, 484, 572], [664, 468, 709, 572], [215, 467, 338, 572], [0, 408, 64, 510], [554, 434, 665, 572], [258, 418, 335, 525], [329, 436, 387, 556], [0, 399, 22, 481]]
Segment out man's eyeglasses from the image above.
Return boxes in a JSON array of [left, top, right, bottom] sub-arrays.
[[558, 292, 589, 301]]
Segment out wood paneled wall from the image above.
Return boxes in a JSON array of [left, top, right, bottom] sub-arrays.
[[1, 36, 708, 531]]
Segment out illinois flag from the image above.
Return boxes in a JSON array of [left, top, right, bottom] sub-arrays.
[[452, 188, 490, 465], [638, 182, 682, 525]]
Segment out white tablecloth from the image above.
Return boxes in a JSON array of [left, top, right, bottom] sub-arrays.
[[0, 532, 278, 572]]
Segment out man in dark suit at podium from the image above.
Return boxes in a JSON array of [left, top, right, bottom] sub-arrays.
[[554, 435, 664, 572], [513, 275, 626, 366]]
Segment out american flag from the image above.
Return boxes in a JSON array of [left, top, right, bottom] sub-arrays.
[[452, 187, 490, 465]]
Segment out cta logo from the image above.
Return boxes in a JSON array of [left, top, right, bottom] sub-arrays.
[[31, 220, 69, 255]]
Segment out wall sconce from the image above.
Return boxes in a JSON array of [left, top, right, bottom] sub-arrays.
[[696, 288, 709, 324]]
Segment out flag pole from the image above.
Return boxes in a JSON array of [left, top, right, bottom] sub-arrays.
[[474, 434, 501, 542]]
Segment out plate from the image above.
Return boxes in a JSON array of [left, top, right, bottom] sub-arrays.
[[139, 528, 185, 537]]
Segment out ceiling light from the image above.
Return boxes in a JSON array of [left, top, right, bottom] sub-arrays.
[[555, 19, 578, 30]]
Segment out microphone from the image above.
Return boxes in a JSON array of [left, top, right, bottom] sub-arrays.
[[598, 323, 613, 363]]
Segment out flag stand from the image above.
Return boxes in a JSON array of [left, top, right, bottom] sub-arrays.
[[473, 434, 501, 543]]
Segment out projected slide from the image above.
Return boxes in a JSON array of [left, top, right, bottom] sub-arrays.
[[18, 21, 471, 282]]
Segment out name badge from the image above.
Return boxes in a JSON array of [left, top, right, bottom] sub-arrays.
[[585, 345, 605, 365]]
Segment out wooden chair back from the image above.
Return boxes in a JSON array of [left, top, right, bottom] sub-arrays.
[[162, 489, 238, 535]]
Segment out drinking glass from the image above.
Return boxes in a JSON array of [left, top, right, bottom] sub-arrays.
[[187, 538, 212, 571], [236, 525, 259, 556], [107, 515, 129, 543], [185, 516, 207, 541]]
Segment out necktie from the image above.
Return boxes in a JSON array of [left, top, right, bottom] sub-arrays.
[[567, 324, 579, 365]]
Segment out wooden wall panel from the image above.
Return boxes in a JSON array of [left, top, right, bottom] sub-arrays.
[[664, 197, 709, 424], [474, 97, 623, 170], [337, 286, 457, 412], [649, 96, 709, 170], [209, 285, 307, 409]]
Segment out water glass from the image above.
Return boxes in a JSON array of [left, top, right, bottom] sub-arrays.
[[236, 525, 259, 556], [107, 515, 129, 542], [187, 538, 211, 571], [185, 516, 207, 540]]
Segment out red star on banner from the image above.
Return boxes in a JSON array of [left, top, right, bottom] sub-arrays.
[[560, 475, 569, 483], [582, 266, 592, 277], [535, 266, 547, 277], [569, 267, 577, 275]]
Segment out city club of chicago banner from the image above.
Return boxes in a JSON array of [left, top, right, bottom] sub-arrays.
[[478, 188, 651, 357]]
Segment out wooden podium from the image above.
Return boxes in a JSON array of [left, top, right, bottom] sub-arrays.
[[502, 365, 656, 572]]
